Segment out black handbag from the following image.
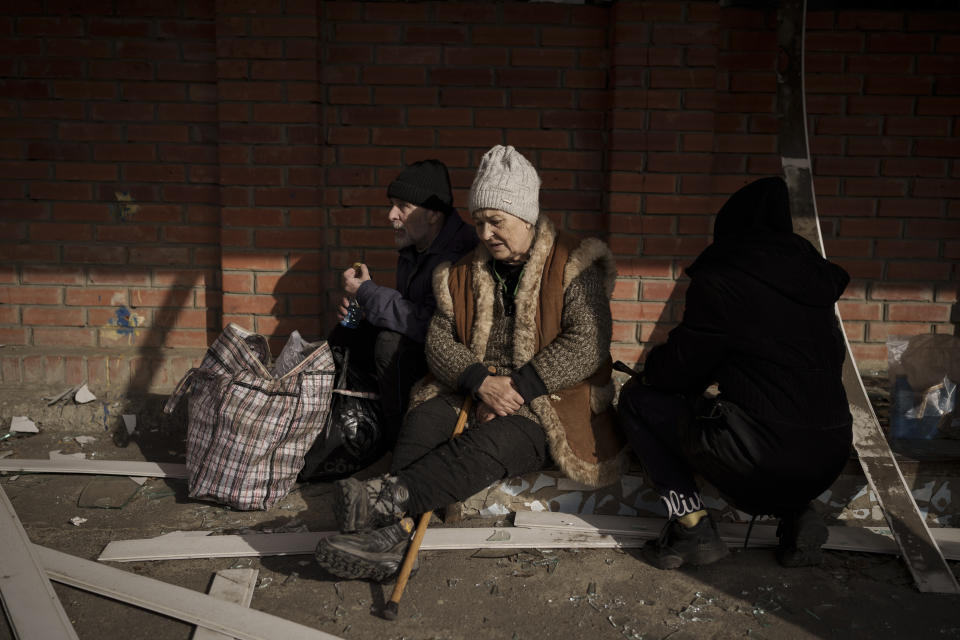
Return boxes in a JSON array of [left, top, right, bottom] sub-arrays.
[[299, 346, 384, 482]]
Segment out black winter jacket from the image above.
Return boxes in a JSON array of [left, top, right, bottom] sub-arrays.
[[644, 177, 853, 477], [355, 212, 477, 343]]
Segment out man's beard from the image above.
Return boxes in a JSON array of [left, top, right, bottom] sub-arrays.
[[393, 223, 413, 248]]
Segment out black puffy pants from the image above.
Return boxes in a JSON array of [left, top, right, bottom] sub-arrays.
[[391, 396, 549, 514], [328, 320, 428, 450], [617, 378, 849, 518]]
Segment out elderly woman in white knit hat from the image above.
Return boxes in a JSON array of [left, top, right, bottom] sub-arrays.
[[315, 145, 626, 582]]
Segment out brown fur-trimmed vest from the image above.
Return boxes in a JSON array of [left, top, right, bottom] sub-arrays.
[[425, 216, 626, 488]]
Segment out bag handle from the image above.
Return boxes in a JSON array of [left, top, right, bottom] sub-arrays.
[[613, 360, 643, 379], [332, 389, 379, 400], [335, 347, 350, 390], [162, 368, 208, 414]]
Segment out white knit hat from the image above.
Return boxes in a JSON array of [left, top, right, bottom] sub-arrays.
[[468, 145, 541, 224]]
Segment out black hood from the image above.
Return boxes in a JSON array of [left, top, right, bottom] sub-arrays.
[[688, 177, 849, 307], [713, 176, 793, 240]]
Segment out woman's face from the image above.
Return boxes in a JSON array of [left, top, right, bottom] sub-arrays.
[[473, 208, 536, 264]]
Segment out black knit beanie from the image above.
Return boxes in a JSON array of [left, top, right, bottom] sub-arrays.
[[386, 159, 455, 215]]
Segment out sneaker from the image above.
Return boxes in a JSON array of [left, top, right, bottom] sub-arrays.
[[776, 505, 828, 567], [335, 474, 410, 533], [314, 518, 417, 582], [642, 516, 729, 570]]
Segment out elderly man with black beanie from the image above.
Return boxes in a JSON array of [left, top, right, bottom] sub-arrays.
[[326, 159, 477, 454]]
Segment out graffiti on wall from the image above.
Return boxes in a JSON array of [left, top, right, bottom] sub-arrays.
[[104, 306, 145, 345]]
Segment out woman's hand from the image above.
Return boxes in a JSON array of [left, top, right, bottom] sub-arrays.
[[476, 375, 524, 417]]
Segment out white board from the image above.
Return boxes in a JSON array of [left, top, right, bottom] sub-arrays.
[[513, 512, 960, 560], [0, 459, 187, 478], [98, 526, 646, 563], [193, 568, 259, 640], [0, 487, 78, 640], [36, 545, 339, 640]]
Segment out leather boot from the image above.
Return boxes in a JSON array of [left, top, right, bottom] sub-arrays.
[[315, 517, 417, 582], [334, 473, 410, 533]]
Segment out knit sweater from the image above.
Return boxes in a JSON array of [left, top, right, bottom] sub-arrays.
[[415, 216, 627, 487], [426, 261, 610, 423]]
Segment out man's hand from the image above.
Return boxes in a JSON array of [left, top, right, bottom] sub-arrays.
[[336, 296, 351, 321], [476, 375, 524, 417], [342, 263, 371, 297], [476, 401, 497, 423]]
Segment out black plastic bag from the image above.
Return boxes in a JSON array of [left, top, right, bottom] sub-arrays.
[[299, 346, 384, 482]]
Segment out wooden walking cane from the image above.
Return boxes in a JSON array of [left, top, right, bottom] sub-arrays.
[[383, 368, 494, 620]]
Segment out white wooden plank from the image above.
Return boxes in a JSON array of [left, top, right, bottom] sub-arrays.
[[513, 512, 960, 560], [99, 532, 328, 562], [97, 518, 960, 565], [35, 545, 340, 640], [423, 526, 644, 550], [515, 513, 662, 537], [0, 459, 187, 478], [98, 527, 647, 563], [206, 568, 258, 607], [193, 568, 259, 640], [0, 486, 79, 640]]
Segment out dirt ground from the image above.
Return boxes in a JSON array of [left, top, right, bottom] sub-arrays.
[[1, 385, 959, 640]]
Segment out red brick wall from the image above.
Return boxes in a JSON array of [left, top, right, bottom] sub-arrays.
[[806, 10, 960, 366], [0, 2, 221, 389], [320, 0, 615, 332], [606, 4, 959, 368], [216, 0, 322, 352], [0, 1, 956, 391]]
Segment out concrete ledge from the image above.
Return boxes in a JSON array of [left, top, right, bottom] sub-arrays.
[[0, 346, 207, 394]]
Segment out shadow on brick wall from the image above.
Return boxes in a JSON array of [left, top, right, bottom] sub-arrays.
[[109, 270, 219, 452], [127, 271, 213, 395], [266, 256, 327, 352]]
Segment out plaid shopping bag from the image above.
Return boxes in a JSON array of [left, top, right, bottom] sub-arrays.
[[164, 323, 336, 510]]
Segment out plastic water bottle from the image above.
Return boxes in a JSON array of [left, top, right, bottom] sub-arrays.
[[339, 262, 363, 328], [340, 299, 360, 328]]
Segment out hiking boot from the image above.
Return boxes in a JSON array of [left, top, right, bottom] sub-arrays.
[[334, 474, 410, 533], [776, 505, 828, 567], [314, 517, 417, 582], [643, 516, 729, 570]]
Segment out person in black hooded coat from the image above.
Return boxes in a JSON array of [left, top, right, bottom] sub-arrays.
[[617, 176, 853, 570]]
